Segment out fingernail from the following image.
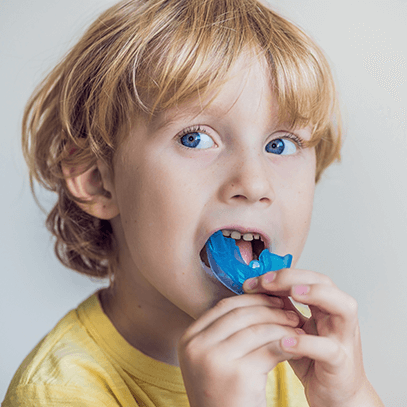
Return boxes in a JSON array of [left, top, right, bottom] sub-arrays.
[[263, 272, 276, 283], [282, 337, 297, 348], [295, 328, 306, 335], [294, 285, 310, 296], [246, 277, 258, 290]]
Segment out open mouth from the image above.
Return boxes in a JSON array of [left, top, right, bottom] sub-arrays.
[[200, 231, 266, 267], [200, 229, 292, 295]]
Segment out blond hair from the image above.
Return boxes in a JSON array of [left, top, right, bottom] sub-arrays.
[[22, 0, 342, 281]]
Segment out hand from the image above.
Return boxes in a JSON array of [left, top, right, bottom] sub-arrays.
[[178, 293, 304, 407], [243, 268, 385, 407]]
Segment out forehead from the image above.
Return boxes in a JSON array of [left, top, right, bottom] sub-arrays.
[[147, 55, 278, 130]]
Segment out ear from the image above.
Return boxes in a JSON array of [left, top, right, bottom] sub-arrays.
[[62, 159, 119, 220]]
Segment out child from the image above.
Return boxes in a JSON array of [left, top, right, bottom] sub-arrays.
[[3, 0, 384, 406]]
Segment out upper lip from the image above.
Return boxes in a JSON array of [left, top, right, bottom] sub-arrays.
[[201, 225, 271, 251]]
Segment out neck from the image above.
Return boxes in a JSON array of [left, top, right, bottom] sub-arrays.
[[99, 270, 194, 367]]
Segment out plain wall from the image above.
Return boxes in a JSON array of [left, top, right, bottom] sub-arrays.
[[1, 0, 406, 405]]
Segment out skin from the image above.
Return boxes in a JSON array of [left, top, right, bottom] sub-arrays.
[[65, 54, 384, 407]]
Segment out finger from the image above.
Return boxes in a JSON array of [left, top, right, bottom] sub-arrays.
[[290, 284, 358, 333], [184, 294, 284, 339], [280, 296, 310, 329], [239, 327, 306, 372], [243, 268, 334, 295], [281, 333, 346, 375], [191, 305, 302, 349], [218, 323, 305, 360]]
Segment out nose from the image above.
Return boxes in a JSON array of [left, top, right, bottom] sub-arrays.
[[220, 147, 275, 206]]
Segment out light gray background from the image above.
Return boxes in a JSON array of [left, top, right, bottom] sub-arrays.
[[1, 0, 406, 405]]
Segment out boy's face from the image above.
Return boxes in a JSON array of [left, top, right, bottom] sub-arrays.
[[110, 56, 316, 319]]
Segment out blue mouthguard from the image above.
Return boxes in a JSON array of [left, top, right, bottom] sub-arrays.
[[205, 230, 292, 295]]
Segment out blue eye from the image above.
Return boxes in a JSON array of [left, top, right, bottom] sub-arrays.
[[266, 138, 297, 155], [179, 132, 214, 149]]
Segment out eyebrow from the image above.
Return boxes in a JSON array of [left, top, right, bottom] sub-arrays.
[[145, 101, 315, 146], [147, 104, 215, 133], [146, 86, 248, 133]]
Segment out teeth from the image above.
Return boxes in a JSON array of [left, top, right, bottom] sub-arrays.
[[221, 229, 262, 242], [231, 231, 242, 240], [242, 233, 254, 241]]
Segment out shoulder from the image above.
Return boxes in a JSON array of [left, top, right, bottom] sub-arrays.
[[3, 309, 118, 406]]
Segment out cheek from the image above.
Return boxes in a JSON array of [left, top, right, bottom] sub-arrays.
[[282, 186, 314, 233], [279, 151, 316, 242], [115, 155, 204, 253], [293, 163, 315, 227]]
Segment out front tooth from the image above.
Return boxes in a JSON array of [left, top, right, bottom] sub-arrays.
[[242, 233, 254, 241], [230, 231, 242, 240], [222, 230, 258, 242]]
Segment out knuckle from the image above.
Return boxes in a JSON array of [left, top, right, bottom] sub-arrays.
[[181, 339, 196, 359], [310, 270, 333, 286], [246, 323, 265, 338], [180, 335, 202, 362], [178, 330, 191, 351], [228, 307, 250, 320], [328, 342, 345, 366], [321, 274, 333, 285], [215, 297, 233, 312]]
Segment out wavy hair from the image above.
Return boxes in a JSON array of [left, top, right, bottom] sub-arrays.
[[22, 0, 342, 281]]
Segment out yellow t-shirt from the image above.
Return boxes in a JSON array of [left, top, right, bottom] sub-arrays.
[[3, 290, 308, 406]]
